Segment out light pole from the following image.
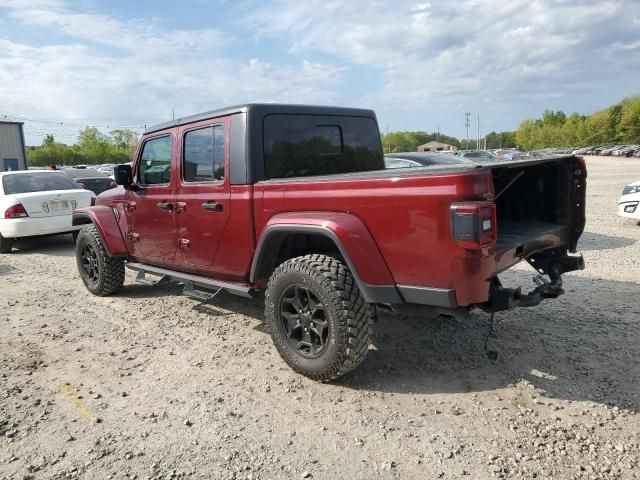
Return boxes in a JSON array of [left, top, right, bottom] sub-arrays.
[[465, 112, 470, 149]]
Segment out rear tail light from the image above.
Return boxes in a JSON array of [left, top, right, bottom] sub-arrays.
[[450, 201, 496, 248], [4, 203, 29, 219], [91, 197, 96, 206]]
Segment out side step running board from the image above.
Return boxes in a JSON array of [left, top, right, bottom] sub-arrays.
[[135, 270, 172, 286], [126, 262, 255, 298], [183, 280, 223, 302]]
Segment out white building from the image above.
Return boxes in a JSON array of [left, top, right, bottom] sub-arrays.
[[0, 121, 28, 171]]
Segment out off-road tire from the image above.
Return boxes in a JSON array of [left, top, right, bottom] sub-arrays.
[[75, 224, 125, 296], [0, 234, 14, 254], [265, 254, 375, 382]]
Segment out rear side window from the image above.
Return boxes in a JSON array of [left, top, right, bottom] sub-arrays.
[[2, 172, 80, 194], [263, 114, 384, 179], [138, 136, 172, 185], [183, 125, 225, 182]]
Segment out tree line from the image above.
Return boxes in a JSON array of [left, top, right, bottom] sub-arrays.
[[515, 95, 640, 151], [26, 93, 640, 166], [381, 130, 517, 153], [26, 127, 139, 167]]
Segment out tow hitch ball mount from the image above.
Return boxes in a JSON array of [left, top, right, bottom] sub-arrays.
[[484, 248, 585, 312]]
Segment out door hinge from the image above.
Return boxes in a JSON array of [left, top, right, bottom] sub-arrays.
[[175, 202, 187, 213], [126, 231, 140, 242], [124, 201, 136, 211], [178, 238, 190, 249]]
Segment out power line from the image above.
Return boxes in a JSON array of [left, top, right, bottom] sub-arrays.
[[0, 113, 145, 130]]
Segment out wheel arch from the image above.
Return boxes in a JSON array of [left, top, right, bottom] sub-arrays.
[[72, 206, 129, 256], [251, 214, 402, 304]]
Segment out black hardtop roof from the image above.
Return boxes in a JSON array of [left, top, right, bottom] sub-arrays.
[[144, 103, 377, 135]]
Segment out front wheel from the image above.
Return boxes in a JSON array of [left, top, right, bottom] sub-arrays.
[[0, 234, 14, 254], [264, 254, 375, 382], [75, 225, 125, 296]]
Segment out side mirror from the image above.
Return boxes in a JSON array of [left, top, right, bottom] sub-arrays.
[[115, 164, 133, 188]]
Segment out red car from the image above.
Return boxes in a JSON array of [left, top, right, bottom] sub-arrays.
[[73, 104, 586, 381]]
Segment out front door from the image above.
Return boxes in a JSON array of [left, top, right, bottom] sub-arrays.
[[175, 119, 231, 268], [125, 134, 178, 264]]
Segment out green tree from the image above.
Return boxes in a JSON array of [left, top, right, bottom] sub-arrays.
[[617, 96, 640, 143]]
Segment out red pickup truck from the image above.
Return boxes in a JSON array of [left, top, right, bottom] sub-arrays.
[[73, 104, 586, 381]]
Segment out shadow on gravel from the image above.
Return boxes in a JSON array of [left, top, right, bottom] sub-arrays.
[[114, 269, 639, 412], [11, 234, 76, 257], [577, 231, 637, 250], [335, 273, 639, 412]]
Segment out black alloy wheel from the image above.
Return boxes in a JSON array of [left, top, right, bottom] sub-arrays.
[[280, 284, 330, 358], [80, 243, 100, 284]]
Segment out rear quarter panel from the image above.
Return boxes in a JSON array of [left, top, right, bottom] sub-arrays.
[[254, 169, 496, 305]]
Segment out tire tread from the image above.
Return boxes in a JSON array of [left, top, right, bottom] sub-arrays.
[[265, 254, 375, 382]]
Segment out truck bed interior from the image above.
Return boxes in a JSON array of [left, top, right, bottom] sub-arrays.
[[491, 160, 572, 253]]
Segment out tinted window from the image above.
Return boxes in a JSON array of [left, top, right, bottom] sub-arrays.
[[183, 125, 225, 182], [385, 153, 471, 167], [2, 172, 80, 194], [263, 115, 384, 179], [138, 136, 172, 185], [65, 168, 107, 178]]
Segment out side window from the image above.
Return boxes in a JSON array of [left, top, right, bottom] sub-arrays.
[[138, 136, 172, 185], [263, 114, 384, 179], [183, 125, 225, 182]]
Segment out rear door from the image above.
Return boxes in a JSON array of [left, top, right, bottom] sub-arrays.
[[175, 118, 231, 268], [125, 133, 178, 264]]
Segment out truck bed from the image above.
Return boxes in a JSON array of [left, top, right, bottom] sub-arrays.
[[496, 221, 568, 253]]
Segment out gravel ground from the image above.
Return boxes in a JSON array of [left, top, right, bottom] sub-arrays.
[[1, 155, 639, 480]]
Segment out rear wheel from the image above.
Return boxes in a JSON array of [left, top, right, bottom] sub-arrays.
[[265, 254, 374, 382], [76, 225, 124, 296], [0, 234, 14, 254]]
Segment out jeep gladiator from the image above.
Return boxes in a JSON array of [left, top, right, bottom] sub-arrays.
[[73, 103, 586, 381]]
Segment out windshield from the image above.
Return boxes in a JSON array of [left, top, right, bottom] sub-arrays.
[[2, 172, 81, 195], [385, 152, 473, 167], [64, 168, 107, 178]]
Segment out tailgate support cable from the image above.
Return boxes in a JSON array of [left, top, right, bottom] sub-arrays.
[[495, 170, 525, 200]]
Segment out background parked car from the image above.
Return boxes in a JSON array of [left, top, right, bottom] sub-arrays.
[[455, 150, 501, 161], [62, 168, 117, 195], [0, 171, 95, 253], [618, 181, 640, 222]]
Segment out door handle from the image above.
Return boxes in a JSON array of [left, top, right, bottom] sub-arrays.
[[156, 201, 173, 211], [201, 202, 223, 212]]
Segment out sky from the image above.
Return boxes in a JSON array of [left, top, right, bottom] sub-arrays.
[[1, 0, 639, 146]]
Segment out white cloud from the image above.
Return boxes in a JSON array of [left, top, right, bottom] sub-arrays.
[[1, 0, 639, 142], [0, 0, 346, 144], [249, 0, 640, 130]]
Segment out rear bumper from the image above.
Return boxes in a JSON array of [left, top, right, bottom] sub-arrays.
[[0, 215, 82, 238], [385, 247, 584, 316]]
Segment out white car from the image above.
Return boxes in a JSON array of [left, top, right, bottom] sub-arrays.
[[0, 170, 95, 253], [618, 180, 640, 221]]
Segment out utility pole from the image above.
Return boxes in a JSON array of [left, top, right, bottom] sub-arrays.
[[437, 124, 440, 142], [171, 108, 175, 120], [465, 113, 470, 150], [477, 114, 480, 150]]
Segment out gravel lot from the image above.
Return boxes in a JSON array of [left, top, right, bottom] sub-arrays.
[[1, 156, 639, 480]]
